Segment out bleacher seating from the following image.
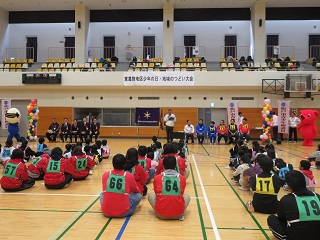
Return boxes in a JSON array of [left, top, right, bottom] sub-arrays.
[[1, 59, 30, 72]]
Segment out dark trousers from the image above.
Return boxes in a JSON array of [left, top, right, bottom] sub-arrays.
[[2, 178, 35, 192], [218, 133, 228, 143], [46, 132, 58, 142], [273, 126, 284, 141], [288, 127, 297, 142], [71, 132, 79, 143], [228, 133, 239, 144], [185, 134, 194, 144], [60, 132, 71, 142], [90, 134, 99, 142], [45, 173, 73, 189], [197, 134, 205, 144], [80, 132, 88, 142], [166, 126, 173, 143], [267, 215, 287, 240]]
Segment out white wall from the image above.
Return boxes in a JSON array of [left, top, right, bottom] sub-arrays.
[[266, 20, 320, 61], [0, 7, 9, 61], [8, 23, 75, 62], [174, 21, 251, 61], [89, 22, 163, 62]]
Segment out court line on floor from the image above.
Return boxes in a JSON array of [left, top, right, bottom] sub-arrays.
[[95, 218, 113, 240], [190, 163, 208, 240], [0, 192, 99, 197], [201, 144, 210, 156], [49, 195, 100, 240], [205, 227, 269, 231], [215, 164, 270, 240], [192, 154, 221, 240], [115, 216, 131, 240]]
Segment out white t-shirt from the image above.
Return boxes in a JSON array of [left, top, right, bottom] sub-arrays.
[[271, 115, 278, 127], [289, 116, 301, 128], [184, 124, 195, 134], [164, 113, 176, 127]]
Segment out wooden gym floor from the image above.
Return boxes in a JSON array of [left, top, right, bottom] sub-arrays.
[[0, 138, 319, 240]]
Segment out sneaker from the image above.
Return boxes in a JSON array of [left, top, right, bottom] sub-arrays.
[[178, 215, 185, 221], [89, 170, 93, 175], [225, 166, 232, 169], [294, 141, 297, 143], [288, 141, 291, 143], [231, 178, 239, 183], [311, 165, 317, 169], [246, 201, 254, 212], [238, 186, 250, 191]]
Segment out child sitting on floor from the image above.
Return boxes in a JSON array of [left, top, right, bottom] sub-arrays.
[[1, 139, 15, 163], [35, 137, 48, 157], [63, 143, 73, 159], [299, 160, 317, 192], [246, 157, 281, 214], [233, 155, 251, 191], [273, 158, 293, 187], [307, 144, 320, 169], [101, 139, 110, 158]]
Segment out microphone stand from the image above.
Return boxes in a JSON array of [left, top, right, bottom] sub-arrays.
[[137, 115, 140, 147]]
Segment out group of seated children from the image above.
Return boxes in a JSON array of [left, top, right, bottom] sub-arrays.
[[225, 139, 320, 239], [100, 140, 190, 220], [0, 137, 110, 191]]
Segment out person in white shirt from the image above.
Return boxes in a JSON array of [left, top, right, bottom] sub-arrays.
[[238, 112, 244, 125], [184, 120, 195, 144], [271, 114, 284, 142], [288, 112, 301, 142], [163, 109, 176, 143]]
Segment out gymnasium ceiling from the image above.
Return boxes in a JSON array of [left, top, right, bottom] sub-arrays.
[[1, 0, 320, 11]]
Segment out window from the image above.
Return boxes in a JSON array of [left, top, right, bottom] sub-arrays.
[[73, 108, 136, 126]]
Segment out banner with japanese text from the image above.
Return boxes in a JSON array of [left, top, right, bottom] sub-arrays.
[[227, 101, 239, 125], [278, 100, 290, 134], [124, 71, 194, 86], [1, 99, 11, 129]]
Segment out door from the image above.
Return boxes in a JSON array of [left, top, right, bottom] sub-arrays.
[[143, 36, 155, 59], [26, 37, 37, 62], [65, 37, 75, 59], [104, 36, 115, 58], [224, 35, 237, 58], [184, 35, 196, 58], [266, 34, 279, 58], [198, 108, 212, 127], [309, 35, 320, 58]]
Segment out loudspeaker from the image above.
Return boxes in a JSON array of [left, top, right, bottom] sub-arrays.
[[167, 20, 170, 28], [284, 92, 290, 98], [276, 139, 282, 145], [78, 21, 81, 29], [259, 19, 262, 27]]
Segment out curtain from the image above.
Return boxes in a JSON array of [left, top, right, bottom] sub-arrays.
[[309, 35, 320, 58], [26, 37, 37, 62], [266, 35, 279, 58], [224, 35, 237, 58], [103, 36, 115, 58], [184, 35, 196, 58], [143, 36, 155, 59], [65, 37, 75, 59]]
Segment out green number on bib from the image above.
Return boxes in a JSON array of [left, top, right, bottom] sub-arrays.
[[3, 162, 18, 178], [76, 158, 87, 171], [32, 157, 42, 167], [106, 174, 125, 194], [47, 160, 61, 173], [162, 176, 180, 196], [138, 159, 146, 171], [296, 196, 320, 221]]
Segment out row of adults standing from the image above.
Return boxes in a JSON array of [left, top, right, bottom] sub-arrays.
[[46, 112, 100, 143]]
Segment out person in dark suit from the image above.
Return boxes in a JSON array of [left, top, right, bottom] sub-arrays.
[[89, 118, 100, 142], [60, 118, 71, 143], [79, 117, 90, 142], [46, 118, 60, 143]]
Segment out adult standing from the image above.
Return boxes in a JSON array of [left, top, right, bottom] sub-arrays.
[[164, 109, 176, 143], [238, 112, 244, 125], [196, 119, 206, 144], [288, 112, 301, 143], [46, 118, 60, 143], [271, 114, 284, 142], [184, 120, 195, 144], [267, 170, 320, 240], [86, 112, 94, 126]]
